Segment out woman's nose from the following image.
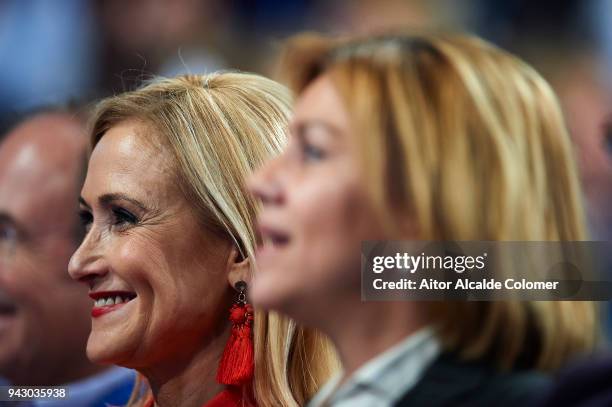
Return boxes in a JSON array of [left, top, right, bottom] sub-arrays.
[[68, 232, 107, 287], [248, 158, 285, 206]]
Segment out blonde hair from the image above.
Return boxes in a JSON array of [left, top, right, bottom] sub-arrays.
[[280, 32, 598, 371], [90, 72, 337, 406]]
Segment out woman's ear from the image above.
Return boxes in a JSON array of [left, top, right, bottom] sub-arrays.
[[226, 246, 251, 288]]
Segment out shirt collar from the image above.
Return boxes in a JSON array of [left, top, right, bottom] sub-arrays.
[[310, 326, 440, 406]]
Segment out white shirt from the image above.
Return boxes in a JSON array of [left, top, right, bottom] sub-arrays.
[[308, 327, 440, 407]]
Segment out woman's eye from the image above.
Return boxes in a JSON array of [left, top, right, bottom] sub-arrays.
[[79, 210, 93, 230], [111, 207, 138, 227], [302, 143, 326, 162]]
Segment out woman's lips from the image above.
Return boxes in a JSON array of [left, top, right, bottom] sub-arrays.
[[89, 291, 137, 318], [91, 303, 126, 318], [257, 224, 291, 249], [255, 222, 291, 272]]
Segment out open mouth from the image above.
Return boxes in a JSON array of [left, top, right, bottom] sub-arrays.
[[259, 225, 291, 248], [89, 291, 137, 318], [0, 303, 17, 317], [0, 299, 17, 331], [267, 232, 290, 246], [0, 295, 17, 316]]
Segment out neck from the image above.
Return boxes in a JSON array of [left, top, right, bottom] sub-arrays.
[[143, 327, 229, 407], [318, 295, 427, 379]]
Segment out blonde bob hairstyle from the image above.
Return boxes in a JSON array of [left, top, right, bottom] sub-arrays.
[[89, 72, 337, 406], [279, 33, 597, 371]]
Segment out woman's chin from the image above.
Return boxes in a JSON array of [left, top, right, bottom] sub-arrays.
[[250, 277, 277, 309], [251, 277, 296, 314], [86, 334, 133, 366]]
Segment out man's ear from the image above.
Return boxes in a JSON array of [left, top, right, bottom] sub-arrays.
[[226, 246, 251, 289]]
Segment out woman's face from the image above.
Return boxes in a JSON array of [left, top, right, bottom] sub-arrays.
[[249, 75, 384, 322], [68, 120, 234, 368]]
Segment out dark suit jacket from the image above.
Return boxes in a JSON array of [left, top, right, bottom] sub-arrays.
[[394, 353, 551, 407], [537, 354, 612, 407]]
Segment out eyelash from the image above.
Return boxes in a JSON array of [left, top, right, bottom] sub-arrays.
[[78, 207, 139, 232], [111, 207, 139, 228]]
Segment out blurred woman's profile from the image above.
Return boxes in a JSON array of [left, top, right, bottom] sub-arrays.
[[249, 32, 598, 407], [68, 72, 337, 407]]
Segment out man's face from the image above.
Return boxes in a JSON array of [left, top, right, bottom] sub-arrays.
[[0, 113, 94, 385]]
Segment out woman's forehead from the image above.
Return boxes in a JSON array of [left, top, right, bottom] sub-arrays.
[[86, 122, 177, 199]]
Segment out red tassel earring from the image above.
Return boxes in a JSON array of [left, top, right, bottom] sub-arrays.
[[217, 280, 254, 386], [206, 281, 255, 407]]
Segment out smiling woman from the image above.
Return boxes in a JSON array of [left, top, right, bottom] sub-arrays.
[[67, 73, 337, 407]]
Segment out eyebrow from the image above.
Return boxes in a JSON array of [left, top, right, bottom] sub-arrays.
[[293, 120, 343, 139], [79, 193, 149, 212]]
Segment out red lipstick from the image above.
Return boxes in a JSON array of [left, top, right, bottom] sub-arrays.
[[89, 291, 136, 318], [91, 304, 124, 317]]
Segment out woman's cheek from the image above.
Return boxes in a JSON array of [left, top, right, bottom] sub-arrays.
[[116, 234, 168, 279]]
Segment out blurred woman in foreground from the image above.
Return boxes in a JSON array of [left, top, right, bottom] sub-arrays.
[[68, 72, 337, 407], [250, 33, 597, 406]]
